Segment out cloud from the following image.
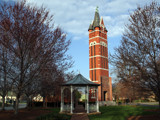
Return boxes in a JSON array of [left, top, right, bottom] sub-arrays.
[[24, 0, 153, 40], [105, 14, 130, 37]]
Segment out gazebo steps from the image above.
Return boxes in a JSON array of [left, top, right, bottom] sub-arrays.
[[73, 105, 86, 113], [71, 113, 89, 120]]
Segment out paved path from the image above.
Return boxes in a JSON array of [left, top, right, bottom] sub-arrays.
[[136, 102, 159, 107], [126, 102, 159, 108], [71, 113, 89, 120], [0, 103, 26, 110], [71, 105, 89, 120]]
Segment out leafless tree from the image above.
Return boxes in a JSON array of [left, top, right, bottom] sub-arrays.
[[0, 46, 13, 110], [24, 76, 40, 109], [39, 63, 67, 107], [0, 1, 72, 114], [113, 80, 152, 104], [111, 2, 160, 108]]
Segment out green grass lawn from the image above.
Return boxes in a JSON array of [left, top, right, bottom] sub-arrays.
[[36, 108, 71, 120], [89, 105, 159, 120]]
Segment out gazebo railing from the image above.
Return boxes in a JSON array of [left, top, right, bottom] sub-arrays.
[[63, 103, 97, 113], [89, 103, 97, 112], [63, 104, 71, 112]]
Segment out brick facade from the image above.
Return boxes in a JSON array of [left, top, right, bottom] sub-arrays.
[[88, 8, 112, 101]]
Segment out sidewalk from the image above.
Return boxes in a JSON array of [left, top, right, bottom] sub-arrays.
[[126, 102, 159, 107], [71, 105, 89, 120], [71, 113, 89, 120], [0, 103, 26, 110]]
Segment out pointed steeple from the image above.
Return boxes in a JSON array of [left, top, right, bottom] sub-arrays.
[[93, 6, 100, 28], [100, 17, 108, 32], [100, 17, 104, 25], [88, 6, 107, 31], [88, 24, 93, 30], [88, 20, 94, 31]]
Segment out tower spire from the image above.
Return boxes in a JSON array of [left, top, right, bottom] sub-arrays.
[[93, 6, 100, 28], [88, 8, 112, 101], [88, 6, 100, 30], [96, 6, 99, 13]]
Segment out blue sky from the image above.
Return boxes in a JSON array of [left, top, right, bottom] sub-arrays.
[[2, 0, 159, 81]]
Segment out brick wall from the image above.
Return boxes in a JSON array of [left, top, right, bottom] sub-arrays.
[[89, 17, 112, 101]]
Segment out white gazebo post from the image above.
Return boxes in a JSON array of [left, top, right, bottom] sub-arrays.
[[72, 87, 74, 110], [87, 85, 89, 113], [70, 85, 73, 113], [60, 74, 100, 114], [60, 87, 64, 112], [96, 86, 99, 112]]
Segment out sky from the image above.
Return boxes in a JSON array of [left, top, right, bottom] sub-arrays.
[[1, 0, 159, 81]]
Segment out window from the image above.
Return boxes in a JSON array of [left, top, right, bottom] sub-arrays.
[[91, 88, 96, 98]]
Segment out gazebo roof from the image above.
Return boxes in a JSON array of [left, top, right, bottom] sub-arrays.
[[63, 74, 100, 86]]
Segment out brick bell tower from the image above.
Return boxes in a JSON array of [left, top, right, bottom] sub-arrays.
[[88, 7, 112, 101]]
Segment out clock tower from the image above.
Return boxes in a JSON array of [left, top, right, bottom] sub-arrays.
[[88, 7, 112, 101]]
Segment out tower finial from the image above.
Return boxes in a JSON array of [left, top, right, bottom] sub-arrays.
[[96, 6, 99, 13]]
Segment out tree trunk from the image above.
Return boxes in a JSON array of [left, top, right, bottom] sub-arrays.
[[26, 96, 30, 109], [27, 96, 32, 110], [43, 96, 46, 107], [129, 98, 132, 103], [30, 96, 33, 108], [2, 96, 5, 111], [158, 99, 160, 109], [14, 97, 19, 114]]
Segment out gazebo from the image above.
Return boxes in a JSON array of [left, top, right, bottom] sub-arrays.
[[60, 74, 100, 114]]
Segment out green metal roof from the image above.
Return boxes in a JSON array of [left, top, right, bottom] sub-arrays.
[[93, 7, 100, 28], [88, 23, 93, 30], [63, 74, 100, 86], [88, 6, 100, 31]]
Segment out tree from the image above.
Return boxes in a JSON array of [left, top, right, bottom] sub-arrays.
[[113, 80, 152, 103], [0, 0, 72, 114], [111, 1, 160, 108], [24, 76, 40, 109], [0, 46, 13, 110]]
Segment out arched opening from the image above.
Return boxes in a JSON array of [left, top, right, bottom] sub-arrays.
[[63, 88, 71, 112], [60, 74, 100, 114]]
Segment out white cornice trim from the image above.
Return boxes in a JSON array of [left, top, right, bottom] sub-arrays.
[[89, 30, 107, 35], [91, 81, 99, 82], [89, 55, 108, 59], [89, 41, 107, 47], [89, 36, 107, 41], [89, 68, 108, 71], [89, 79, 98, 82]]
